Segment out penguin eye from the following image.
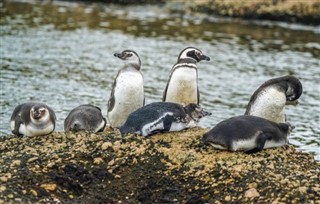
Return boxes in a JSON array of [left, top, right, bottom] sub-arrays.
[[126, 53, 133, 57]]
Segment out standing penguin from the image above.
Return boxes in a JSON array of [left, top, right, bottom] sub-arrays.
[[245, 76, 303, 123], [120, 102, 211, 137], [107, 50, 144, 128], [64, 104, 106, 133], [163, 47, 210, 105], [202, 115, 294, 153], [10, 102, 56, 137]]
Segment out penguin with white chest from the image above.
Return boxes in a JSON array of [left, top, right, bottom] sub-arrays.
[[64, 104, 106, 133], [202, 115, 294, 154], [107, 50, 144, 128], [10, 102, 56, 137], [163, 47, 210, 105], [120, 102, 211, 137], [245, 76, 303, 123]]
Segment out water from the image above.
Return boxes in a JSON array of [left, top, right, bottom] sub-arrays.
[[1, 0, 319, 160]]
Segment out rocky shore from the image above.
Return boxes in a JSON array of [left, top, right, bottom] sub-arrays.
[[110, 0, 320, 25], [0, 128, 319, 203]]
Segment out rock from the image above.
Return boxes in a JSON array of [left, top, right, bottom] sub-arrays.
[[27, 157, 38, 163], [11, 160, 21, 166], [93, 157, 104, 165], [245, 188, 260, 198], [40, 183, 57, 191], [101, 142, 112, 150], [30, 189, 38, 197], [0, 186, 6, 193], [225, 195, 231, 201], [0, 129, 319, 203]]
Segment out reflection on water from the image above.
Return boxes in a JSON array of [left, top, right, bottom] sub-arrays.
[[1, 0, 319, 159]]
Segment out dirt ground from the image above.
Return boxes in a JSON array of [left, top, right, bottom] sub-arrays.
[[0, 128, 319, 203]]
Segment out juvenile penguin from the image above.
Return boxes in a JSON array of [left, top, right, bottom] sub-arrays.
[[10, 102, 56, 137], [64, 104, 106, 133], [202, 115, 294, 154], [107, 50, 144, 128], [245, 76, 303, 123], [163, 47, 210, 105], [120, 102, 211, 137]]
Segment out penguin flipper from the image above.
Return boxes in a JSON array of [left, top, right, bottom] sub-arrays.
[[13, 118, 23, 136], [163, 114, 175, 131], [245, 133, 272, 154]]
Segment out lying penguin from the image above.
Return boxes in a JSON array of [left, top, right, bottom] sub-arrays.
[[107, 49, 144, 128], [202, 115, 294, 154], [64, 104, 106, 133], [163, 47, 210, 105], [10, 102, 56, 137], [120, 102, 211, 137], [245, 75, 303, 123]]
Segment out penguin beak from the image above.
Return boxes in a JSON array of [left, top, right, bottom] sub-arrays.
[[202, 110, 211, 117], [200, 55, 210, 61], [286, 100, 299, 105], [114, 53, 123, 59]]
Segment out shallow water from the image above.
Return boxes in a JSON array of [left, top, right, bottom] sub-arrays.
[[1, 0, 319, 159]]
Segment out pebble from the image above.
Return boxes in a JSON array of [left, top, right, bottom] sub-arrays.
[[28, 157, 38, 163], [244, 188, 260, 198], [11, 160, 21, 166], [0, 186, 6, 193], [93, 157, 104, 165], [225, 195, 231, 201], [101, 142, 112, 150], [30, 189, 38, 196], [40, 183, 57, 191]]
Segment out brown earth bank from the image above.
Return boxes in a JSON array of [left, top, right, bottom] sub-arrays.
[[97, 0, 320, 25], [0, 128, 319, 203]]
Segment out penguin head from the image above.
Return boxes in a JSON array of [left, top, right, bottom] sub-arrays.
[[30, 105, 50, 123], [184, 103, 211, 122], [177, 47, 210, 63], [279, 122, 295, 134], [284, 76, 303, 105], [114, 50, 141, 68]]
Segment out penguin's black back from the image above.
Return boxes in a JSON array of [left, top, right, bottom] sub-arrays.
[[64, 104, 104, 131], [120, 102, 186, 134], [203, 115, 287, 147]]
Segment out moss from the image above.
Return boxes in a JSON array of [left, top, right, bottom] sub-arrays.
[[0, 128, 319, 203]]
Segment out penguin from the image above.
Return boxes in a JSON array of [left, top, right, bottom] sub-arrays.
[[107, 50, 145, 128], [202, 115, 294, 154], [120, 102, 211, 137], [64, 104, 106, 133], [245, 76, 303, 123], [10, 102, 56, 137], [163, 47, 210, 105]]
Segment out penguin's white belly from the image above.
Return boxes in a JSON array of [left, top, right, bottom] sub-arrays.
[[248, 87, 286, 123], [165, 68, 197, 104], [139, 113, 188, 136], [232, 138, 257, 151], [169, 122, 187, 132], [19, 123, 54, 137], [264, 139, 287, 149], [94, 120, 106, 133], [109, 72, 144, 127]]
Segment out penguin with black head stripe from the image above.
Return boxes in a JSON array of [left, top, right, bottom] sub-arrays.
[[10, 102, 56, 137], [163, 47, 210, 105], [107, 50, 145, 128]]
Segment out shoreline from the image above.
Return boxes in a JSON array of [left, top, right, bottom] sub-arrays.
[[1, 128, 319, 203]]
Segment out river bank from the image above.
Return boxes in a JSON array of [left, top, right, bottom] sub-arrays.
[[0, 128, 319, 203], [108, 0, 320, 25]]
